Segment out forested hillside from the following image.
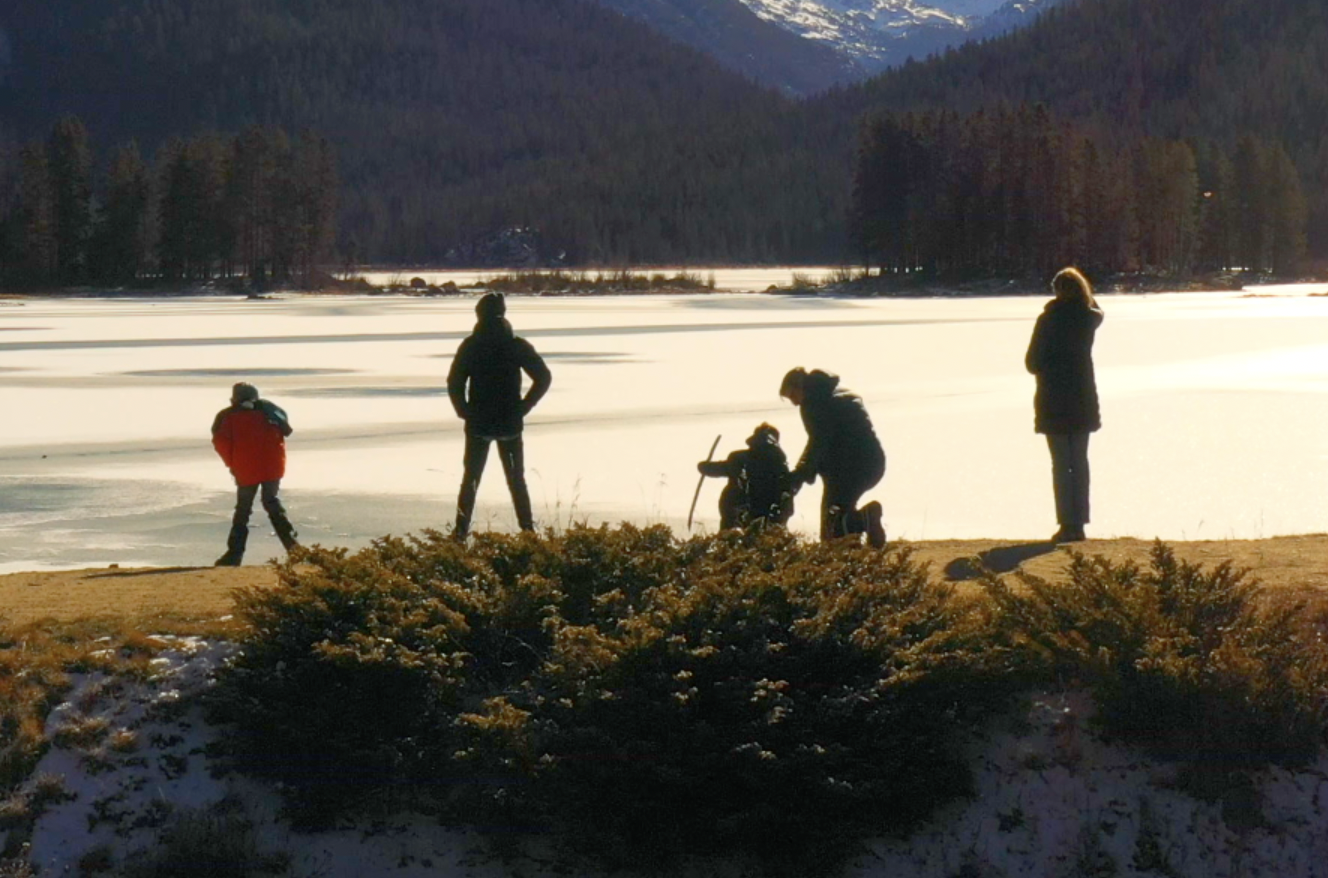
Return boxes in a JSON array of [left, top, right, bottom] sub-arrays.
[[0, 0, 842, 270], [1, 0, 1325, 277], [841, 0, 1328, 259]]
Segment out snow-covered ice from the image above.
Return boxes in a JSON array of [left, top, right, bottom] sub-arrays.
[[3, 287, 1328, 571]]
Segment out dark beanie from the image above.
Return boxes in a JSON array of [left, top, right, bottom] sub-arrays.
[[232, 382, 260, 404], [476, 292, 506, 320]]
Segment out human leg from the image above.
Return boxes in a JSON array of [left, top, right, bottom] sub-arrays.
[[216, 483, 258, 566], [1069, 432, 1091, 535], [455, 433, 492, 538], [496, 436, 534, 531], [821, 479, 868, 541], [1046, 434, 1086, 541], [822, 457, 885, 545], [260, 480, 300, 551]]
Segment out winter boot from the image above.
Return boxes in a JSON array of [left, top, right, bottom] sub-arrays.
[[271, 515, 300, 553], [215, 524, 247, 567], [864, 501, 886, 549]]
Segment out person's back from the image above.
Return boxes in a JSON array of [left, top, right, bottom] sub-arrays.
[[700, 423, 795, 529], [450, 317, 547, 439], [211, 383, 298, 566], [447, 293, 551, 538], [781, 367, 886, 547], [796, 369, 884, 484], [738, 429, 794, 525], [1026, 296, 1103, 435], [211, 399, 290, 487], [1025, 267, 1103, 543]]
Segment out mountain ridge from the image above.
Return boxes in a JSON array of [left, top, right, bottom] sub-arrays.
[[738, 0, 1067, 72]]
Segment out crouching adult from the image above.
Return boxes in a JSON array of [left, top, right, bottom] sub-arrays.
[[211, 382, 299, 566], [780, 367, 886, 547]]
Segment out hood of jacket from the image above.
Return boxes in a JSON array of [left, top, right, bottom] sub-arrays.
[[803, 369, 841, 400], [474, 315, 515, 340]]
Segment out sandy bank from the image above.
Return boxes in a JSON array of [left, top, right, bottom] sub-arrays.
[[5, 535, 1328, 627]]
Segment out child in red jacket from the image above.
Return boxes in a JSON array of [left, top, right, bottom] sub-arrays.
[[211, 382, 299, 566]]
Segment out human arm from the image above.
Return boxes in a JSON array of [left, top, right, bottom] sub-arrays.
[[791, 408, 820, 485], [792, 443, 818, 485], [519, 342, 552, 415], [698, 453, 740, 479], [1025, 313, 1048, 375], [446, 341, 473, 421], [210, 409, 235, 470]]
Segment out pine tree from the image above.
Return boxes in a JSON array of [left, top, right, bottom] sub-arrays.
[[1266, 142, 1308, 275], [94, 141, 154, 283], [46, 116, 94, 283], [15, 143, 57, 285]]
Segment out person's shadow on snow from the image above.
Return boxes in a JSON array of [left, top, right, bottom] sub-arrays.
[[944, 542, 1059, 581]]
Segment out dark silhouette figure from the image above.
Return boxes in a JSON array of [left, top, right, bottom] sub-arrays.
[[780, 367, 886, 547], [697, 423, 797, 529], [1026, 267, 1103, 543], [211, 382, 299, 566], [447, 293, 552, 538]]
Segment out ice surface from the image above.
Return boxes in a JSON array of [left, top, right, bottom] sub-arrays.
[[2, 286, 1328, 570]]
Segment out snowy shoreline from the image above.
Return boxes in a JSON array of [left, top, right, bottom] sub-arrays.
[[7, 636, 1327, 878]]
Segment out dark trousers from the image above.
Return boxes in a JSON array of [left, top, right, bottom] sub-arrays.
[[228, 480, 298, 557], [820, 460, 884, 541], [1046, 433, 1091, 528], [455, 433, 534, 537]]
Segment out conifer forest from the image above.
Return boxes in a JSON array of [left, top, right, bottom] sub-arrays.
[[0, 0, 1324, 283]]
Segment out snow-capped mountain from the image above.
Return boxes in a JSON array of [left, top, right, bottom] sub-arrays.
[[737, 0, 1066, 71], [592, 0, 859, 94]]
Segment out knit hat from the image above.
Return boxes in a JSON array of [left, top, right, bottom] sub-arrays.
[[475, 292, 506, 320], [231, 382, 260, 404]]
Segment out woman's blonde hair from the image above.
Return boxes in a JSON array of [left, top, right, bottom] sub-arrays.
[[1051, 267, 1096, 308]]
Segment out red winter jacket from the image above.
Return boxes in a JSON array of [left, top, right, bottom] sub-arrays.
[[211, 401, 291, 486]]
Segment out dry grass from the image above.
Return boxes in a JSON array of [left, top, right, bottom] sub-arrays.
[[5, 540, 1328, 628], [0, 614, 245, 805], [0, 566, 276, 627], [911, 535, 1328, 621]]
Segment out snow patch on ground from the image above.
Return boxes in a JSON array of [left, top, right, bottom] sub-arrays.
[[6, 644, 1328, 876]]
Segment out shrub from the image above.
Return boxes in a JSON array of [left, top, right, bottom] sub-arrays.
[[478, 270, 712, 295], [982, 542, 1328, 769], [212, 526, 1021, 870], [214, 533, 1328, 871], [117, 798, 288, 878]]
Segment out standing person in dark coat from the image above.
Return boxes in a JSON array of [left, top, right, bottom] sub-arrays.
[[447, 293, 552, 539], [697, 422, 796, 529], [211, 382, 299, 566], [1025, 267, 1103, 543], [780, 367, 886, 547]]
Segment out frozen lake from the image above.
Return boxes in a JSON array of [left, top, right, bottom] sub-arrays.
[[2, 286, 1328, 571]]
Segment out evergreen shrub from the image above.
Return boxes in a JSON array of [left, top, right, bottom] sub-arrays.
[[983, 542, 1328, 769], [212, 532, 1328, 869], [212, 526, 1022, 869]]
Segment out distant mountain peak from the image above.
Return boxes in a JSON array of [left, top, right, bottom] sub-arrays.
[[736, 0, 1065, 70]]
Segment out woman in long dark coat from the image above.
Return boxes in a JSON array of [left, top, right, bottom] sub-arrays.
[[1025, 267, 1103, 543]]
